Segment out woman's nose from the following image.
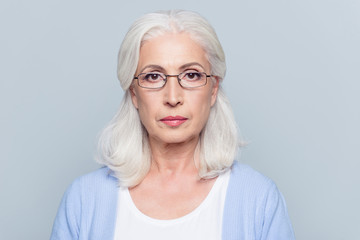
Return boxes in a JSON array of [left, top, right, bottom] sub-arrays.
[[163, 76, 184, 107]]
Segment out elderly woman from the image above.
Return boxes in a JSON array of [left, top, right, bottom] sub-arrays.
[[51, 10, 295, 240]]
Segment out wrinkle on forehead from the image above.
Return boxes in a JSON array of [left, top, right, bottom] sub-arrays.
[[136, 32, 210, 75]]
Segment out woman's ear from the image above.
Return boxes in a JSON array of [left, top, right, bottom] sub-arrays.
[[210, 77, 220, 107], [129, 86, 139, 109]]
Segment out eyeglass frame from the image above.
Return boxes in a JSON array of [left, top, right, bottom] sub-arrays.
[[133, 71, 213, 89]]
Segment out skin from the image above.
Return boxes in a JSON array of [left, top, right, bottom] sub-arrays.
[[129, 32, 219, 219]]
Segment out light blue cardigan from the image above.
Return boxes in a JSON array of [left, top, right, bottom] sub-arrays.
[[50, 163, 295, 239]]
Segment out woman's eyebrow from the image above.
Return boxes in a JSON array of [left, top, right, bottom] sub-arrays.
[[139, 64, 165, 73], [139, 62, 205, 74], [179, 62, 205, 71]]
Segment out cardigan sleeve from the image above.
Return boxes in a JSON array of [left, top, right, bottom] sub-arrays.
[[50, 179, 82, 240], [260, 183, 295, 240]]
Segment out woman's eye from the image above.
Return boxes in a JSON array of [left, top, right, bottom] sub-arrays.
[[184, 72, 202, 81], [144, 73, 162, 81]]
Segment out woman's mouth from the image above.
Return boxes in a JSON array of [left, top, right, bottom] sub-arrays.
[[160, 116, 188, 127]]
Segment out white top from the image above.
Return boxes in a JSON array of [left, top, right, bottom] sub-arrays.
[[113, 170, 231, 240]]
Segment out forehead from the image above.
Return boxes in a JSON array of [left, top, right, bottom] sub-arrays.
[[137, 32, 210, 73]]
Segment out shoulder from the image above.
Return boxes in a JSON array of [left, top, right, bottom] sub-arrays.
[[57, 166, 118, 207], [226, 161, 283, 219], [229, 161, 275, 191], [71, 167, 117, 188], [223, 162, 295, 239], [64, 167, 118, 206], [50, 167, 118, 239]]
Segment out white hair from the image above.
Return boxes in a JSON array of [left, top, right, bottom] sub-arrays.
[[97, 10, 240, 187]]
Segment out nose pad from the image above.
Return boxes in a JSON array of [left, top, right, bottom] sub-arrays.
[[163, 76, 183, 107]]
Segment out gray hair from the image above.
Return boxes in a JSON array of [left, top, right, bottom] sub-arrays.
[[97, 10, 240, 187]]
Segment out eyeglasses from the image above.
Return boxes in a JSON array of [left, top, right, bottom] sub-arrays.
[[134, 71, 212, 89]]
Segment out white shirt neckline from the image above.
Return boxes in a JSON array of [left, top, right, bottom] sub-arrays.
[[122, 170, 229, 225], [113, 169, 231, 240]]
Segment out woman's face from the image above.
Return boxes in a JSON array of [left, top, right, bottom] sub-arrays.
[[130, 32, 219, 145]]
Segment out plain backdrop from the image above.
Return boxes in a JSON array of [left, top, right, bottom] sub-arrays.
[[1, 0, 359, 239]]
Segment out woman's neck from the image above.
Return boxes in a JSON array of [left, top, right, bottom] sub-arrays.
[[148, 136, 200, 176]]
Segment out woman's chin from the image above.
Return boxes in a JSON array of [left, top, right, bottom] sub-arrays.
[[149, 134, 198, 146]]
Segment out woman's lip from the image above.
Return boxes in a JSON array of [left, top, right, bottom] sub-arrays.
[[160, 115, 188, 121], [160, 116, 188, 127]]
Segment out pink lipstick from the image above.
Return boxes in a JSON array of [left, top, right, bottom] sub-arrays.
[[160, 115, 188, 127]]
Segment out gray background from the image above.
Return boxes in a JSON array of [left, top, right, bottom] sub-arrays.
[[1, 0, 359, 239]]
